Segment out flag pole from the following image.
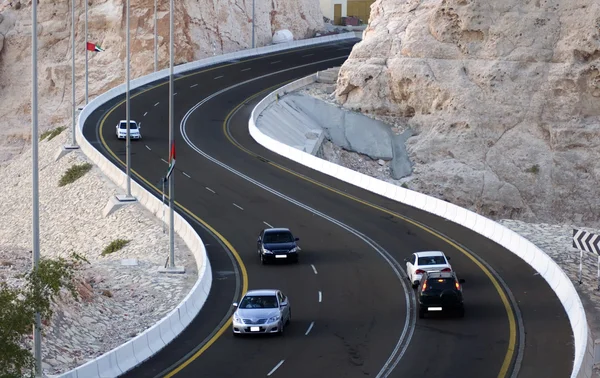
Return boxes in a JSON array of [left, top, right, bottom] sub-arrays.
[[168, 0, 175, 269], [154, 0, 158, 72], [125, 0, 132, 198], [85, 0, 88, 104], [31, 0, 42, 375]]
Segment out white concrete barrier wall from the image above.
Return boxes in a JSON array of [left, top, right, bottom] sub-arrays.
[[248, 76, 593, 378], [56, 33, 360, 378]]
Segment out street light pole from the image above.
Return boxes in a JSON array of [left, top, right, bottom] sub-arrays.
[[85, 0, 88, 104], [168, 0, 175, 269], [31, 0, 42, 375], [154, 0, 158, 72], [71, 0, 77, 147], [125, 0, 132, 198], [252, 0, 255, 48]]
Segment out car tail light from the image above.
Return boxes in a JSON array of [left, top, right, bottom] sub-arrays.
[[455, 281, 460, 290], [422, 280, 427, 291], [415, 269, 425, 274], [441, 268, 452, 272]]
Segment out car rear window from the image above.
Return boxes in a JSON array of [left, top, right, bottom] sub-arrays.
[[418, 256, 446, 265], [263, 232, 293, 243], [424, 278, 455, 291]]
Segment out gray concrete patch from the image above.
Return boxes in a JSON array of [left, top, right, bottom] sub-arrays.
[[255, 92, 413, 170]]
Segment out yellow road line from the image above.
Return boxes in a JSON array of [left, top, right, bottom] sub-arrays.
[[97, 69, 250, 377], [223, 88, 517, 378]]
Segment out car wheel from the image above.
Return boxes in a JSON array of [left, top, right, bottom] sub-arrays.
[[286, 310, 292, 325], [260, 254, 266, 265], [418, 306, 425, 319], [279, 321, 285, 336]]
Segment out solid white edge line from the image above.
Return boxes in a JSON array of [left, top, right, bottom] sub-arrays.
[[267, 360, 285, 376], [311, 264, 318, 274], [190, 83, 198, 88], [214, 75, 224, 79], [233, 203, 244, 211], [154, 102, 159, 106], [183, 172, 191, 178], [145, 145, 151, 150], [205, 187, 215, 194], [318, 291, 322, 303], [263, 221, 273, 228], [305, 321, 314, 336], [161, 158, 168, 164]]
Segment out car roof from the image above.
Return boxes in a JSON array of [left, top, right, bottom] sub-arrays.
[[415, 251, 446, 257], [119, 120, 137, 123], [423, 271, 455, 279], [244, 289, 278, 296], [264, 228, 291, 233]]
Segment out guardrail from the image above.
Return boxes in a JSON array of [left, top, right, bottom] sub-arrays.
[[56, 32, 361, 377], [248, 75, 594, 378]]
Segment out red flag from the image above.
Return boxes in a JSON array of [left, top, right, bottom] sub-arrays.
[[86, 42, 104, 52]]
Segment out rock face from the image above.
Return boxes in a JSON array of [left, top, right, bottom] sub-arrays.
[[0, 0, 323, 163], [336, 0, 600, 226]]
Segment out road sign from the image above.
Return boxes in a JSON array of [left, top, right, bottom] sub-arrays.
[[573, 229, 600, 255]]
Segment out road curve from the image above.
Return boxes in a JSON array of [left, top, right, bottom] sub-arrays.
[[83, 40, 573, 378]]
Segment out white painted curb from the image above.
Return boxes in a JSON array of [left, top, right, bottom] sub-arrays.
[[55, 33, 359, 378], [248, 76, 594, 378]]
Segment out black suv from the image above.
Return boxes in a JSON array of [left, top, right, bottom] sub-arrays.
[[417, 271, 465, 318], [257, 228, 300, 264]]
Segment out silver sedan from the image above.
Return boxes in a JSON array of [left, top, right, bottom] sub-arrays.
[[232, 289, 291, 335]]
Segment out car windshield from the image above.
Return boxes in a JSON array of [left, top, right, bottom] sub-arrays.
[[424, 278, 456, 291], [418, 256, 446, 265], [119, 123, 137, 129], [239, 295, 278, 309], [263, 231, 294, 243]]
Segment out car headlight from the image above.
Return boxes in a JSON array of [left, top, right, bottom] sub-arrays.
[[262, 246, 272, 254], [289, 247, 298, 253], [267, 315, 280, 323], [233, 313, 242, 323]]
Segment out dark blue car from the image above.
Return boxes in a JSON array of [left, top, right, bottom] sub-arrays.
[[257, 228, 300, 264]]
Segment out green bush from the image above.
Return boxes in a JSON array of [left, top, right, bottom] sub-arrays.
[[40, 126, 66, 141], [525, 164, 540, 174], [102, 239, 131, 256], [58, 163, 92, 187]]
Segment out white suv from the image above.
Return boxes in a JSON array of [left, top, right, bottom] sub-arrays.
[[405, 251, 453, 288], [116, 120, 141, 140]]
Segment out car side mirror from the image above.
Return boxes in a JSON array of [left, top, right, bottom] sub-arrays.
[[280, 302, 288, 307], [232, 302, 238, 307], [446, 256, 451, 260], [403, 258, 408, 262], [459, 279, 465, 284], [294, 237, 299, 241]]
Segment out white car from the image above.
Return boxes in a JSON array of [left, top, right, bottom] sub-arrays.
[[232, 289, 291, 336], [405, 251, 452, 288], [116, 120, 141, 140]]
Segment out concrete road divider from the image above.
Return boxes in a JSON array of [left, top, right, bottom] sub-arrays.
[[248, 75, 594, 378], [54, 33, 361, 378]]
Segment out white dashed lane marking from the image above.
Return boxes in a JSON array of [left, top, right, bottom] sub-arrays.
[[302, 54, 314, 57], [311, 264, 318, 274], [263, 221, 273, 228], [241, 68, 252, 72], [145, 145, 151, 151], [190, 84, 198, 88], [183, 172, 191, 178], [154, 102, 160, 107], [267, 360, 285, 376], [161, 158, 168, 164], [305, 322, 314, 336], [143, 112, 148, 116], [205, 187, 216, 194], [270, 60, 281, 64], [318, 291, 322, 303], [214, 75, 224, 80], [233, 203, 244, 211]]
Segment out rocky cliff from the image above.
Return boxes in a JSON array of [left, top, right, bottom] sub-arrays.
[[336, 0, 600, 225], [0, 0, 323, 163]]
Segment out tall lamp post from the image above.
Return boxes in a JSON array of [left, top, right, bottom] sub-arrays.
[[31, 0, 42, 376], [154, 0, 158, 71], [251, 0, 255, 48]]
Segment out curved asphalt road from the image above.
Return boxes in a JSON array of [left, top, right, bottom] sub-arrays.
[[83, 40, 573, 378]]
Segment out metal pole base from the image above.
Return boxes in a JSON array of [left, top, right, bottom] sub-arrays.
[[158, 266, 186, 274], [55, 145, 80, 161], [102, 195, 137, 217]]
